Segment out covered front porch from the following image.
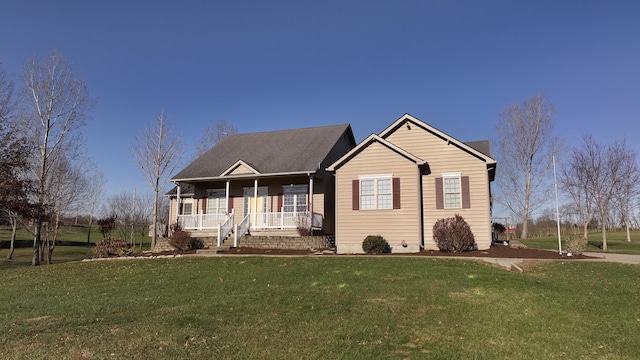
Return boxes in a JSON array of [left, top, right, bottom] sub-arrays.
[[170, 173, 327, 246]]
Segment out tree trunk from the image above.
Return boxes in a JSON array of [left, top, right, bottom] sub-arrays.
[[32, 220, 41, 266], [151, 187, 159, 250], [521, 219, 528, 239], [6, 218, 17, 260], [87, 214, 93, 244], [601, 217, 608, 250]]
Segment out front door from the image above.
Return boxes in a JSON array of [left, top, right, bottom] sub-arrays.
[[244, 187, 268, 228]]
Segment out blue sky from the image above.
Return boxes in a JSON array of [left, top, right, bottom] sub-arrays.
[[1, 0, 639, 216]]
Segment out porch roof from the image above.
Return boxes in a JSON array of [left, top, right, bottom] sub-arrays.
[[172, 124, 354, 182]]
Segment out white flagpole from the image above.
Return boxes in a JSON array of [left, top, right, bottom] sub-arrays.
[[553, 154, 562, 257]]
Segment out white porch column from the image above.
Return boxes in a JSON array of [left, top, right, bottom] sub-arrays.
[[253, 179, 258, 228], [176, 183, 181, 218], [309, 176, 314, 216], [225, 180, 230, 214]]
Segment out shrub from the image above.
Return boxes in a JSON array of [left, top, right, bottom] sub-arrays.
[[566, 235, 587, 255], [432, 214, 476, 252], [296, 215, 311, 236], [362, 235, 391, 254], [92, 239, 133, 258], [92, 242, 108, 258], [109, 239, 134, 257], [169, 230, 204, 251]]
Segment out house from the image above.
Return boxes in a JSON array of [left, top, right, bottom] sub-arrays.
[[167, 124, 356, 246], [327, 114, 496, 254]]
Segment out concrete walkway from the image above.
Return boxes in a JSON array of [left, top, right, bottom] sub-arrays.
[[582, 252, 640, 265]]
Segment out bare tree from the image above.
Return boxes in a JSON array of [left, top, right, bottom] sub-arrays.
[[0, 60, 15, 122], [106, 190, 154, 247], [193, 119, 237, 158], [494, 94, 560, 239], [563, 134, 637, 250], [1, 61, 34, 260], [44, 155, 89, 263], [559, 136, 598, 240], [130, 109, 184, 250], [611, 140, 638, 243], [82, 171, 105, 244], [18, 52, 96, 266]]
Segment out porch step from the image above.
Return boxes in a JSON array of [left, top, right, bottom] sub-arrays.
[[249, 229, 300, 237]]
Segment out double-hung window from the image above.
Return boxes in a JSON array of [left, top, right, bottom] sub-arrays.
[[182, 201, 193, 215], [360, 175, 392, 210], [443, 173, 462, 209], [207, 189, 227, 214]]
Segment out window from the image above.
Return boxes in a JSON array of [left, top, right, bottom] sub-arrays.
[[207, 189, 227, 214], [444, 175, 461, 209], [435, 174, 470, 210], [182, 202, 193, 215], [354, 175, 400, 210], [282, 185, 308, 213]]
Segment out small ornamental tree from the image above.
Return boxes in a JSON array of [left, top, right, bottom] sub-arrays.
[[432, 214, 476, 252], [362, 235, 391, 254]]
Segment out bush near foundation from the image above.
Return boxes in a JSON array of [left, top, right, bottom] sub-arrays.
[[362, 235, 391, 254], [169, 230, 204, 251], [432, 214, 476, 252]]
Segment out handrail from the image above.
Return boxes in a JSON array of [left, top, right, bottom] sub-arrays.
[[234, 213, 251, 247], [218, 210, 235, 246]]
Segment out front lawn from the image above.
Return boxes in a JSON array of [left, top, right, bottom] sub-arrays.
[[1, 257, 638, 359]]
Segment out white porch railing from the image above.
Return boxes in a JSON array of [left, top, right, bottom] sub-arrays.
[[234, 213, 251, 247], [251, 211, 323, 230], [177, 211, 323, 233], [217, 211, 235, 246], [177, 213, 228, 230]]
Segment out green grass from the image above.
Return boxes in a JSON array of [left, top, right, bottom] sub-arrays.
[[1, 256, 639, 359], [522, 230, 640, 254], [1, 224, 152, 268], [0, 223, 101, 243]]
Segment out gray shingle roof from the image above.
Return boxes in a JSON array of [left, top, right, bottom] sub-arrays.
[[172, 124, 353, 180], [464, 140, 491, 157]]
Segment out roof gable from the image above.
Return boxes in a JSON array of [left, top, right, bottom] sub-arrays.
[[221, 160, 261, 176], [327, 134, 426, 171], [380, 113, 496, 164], [172, 124, 355, 181]]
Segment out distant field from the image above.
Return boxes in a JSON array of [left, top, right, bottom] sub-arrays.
[[0, 224, 151, 270], [1, 257, 639, 359], [521, 230, 640, 254]]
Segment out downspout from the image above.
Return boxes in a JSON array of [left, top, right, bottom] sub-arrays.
[[418, 168, 425, 249]]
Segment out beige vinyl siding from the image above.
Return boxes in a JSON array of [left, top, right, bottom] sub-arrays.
[[335, 141, 421, 253], [168, 197, 178, 224], [385, 122, 492, 250], [228, 164, 255, 175]]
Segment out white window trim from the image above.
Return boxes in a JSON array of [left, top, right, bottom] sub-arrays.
[[442, 173, 462, 209], [359, 174, 393, 210]]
